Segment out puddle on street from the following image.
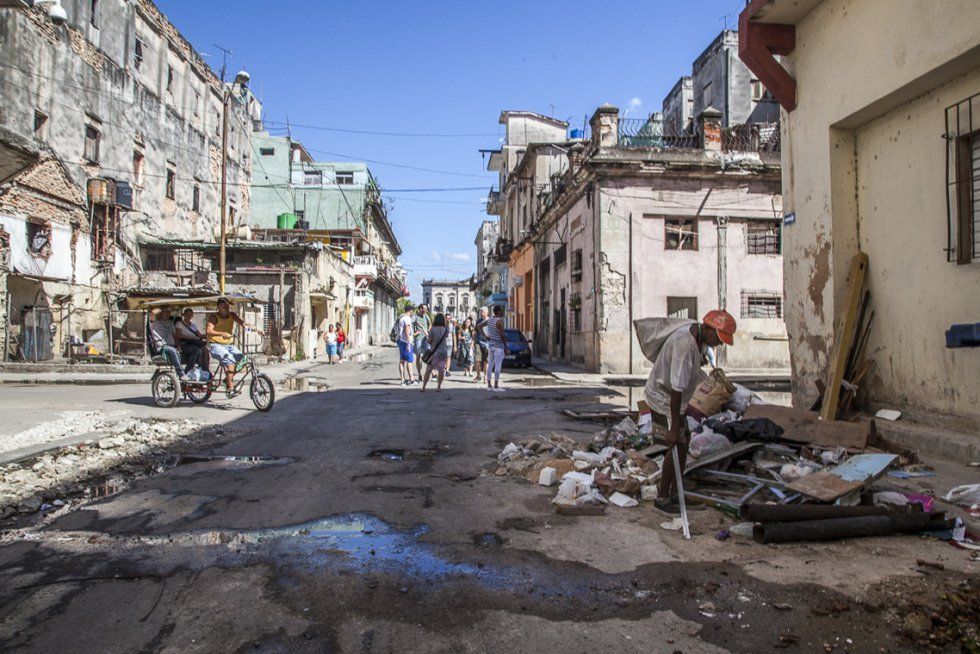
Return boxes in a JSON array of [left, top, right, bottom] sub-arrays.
[[368, 449, 405, 462], [282, 377, 330, 392]]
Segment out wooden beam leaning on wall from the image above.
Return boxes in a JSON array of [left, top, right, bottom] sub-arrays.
[[820, 252, 869, 421]]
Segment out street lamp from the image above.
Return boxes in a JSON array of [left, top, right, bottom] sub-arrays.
[[218, 69, 249, 294]]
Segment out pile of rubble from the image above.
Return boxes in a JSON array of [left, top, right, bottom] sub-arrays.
[[0, 415, 225, 519], [497, 369, 980, 547]]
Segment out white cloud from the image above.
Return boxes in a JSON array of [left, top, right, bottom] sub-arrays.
[[446, 252, 471, 262], [429, 250, 442, 261], [625, 97, 643, 116]]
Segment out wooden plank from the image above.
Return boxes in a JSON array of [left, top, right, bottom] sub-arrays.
[[684, 441, 761, 475], [743, 404, 868, 449], [553, 503, 607, 516], [787, 453, 897, 502], [821, 252, 869, 420]]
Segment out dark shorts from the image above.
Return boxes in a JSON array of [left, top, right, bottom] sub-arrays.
[[397, 340, 414, 363]]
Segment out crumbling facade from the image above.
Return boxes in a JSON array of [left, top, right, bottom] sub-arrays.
[[528, 105, 787, 373], [739, 0, 980, 431], [473, 219, 507, 308], [0, 0, 259, 360]]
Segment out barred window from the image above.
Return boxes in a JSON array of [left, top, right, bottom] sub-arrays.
[[741, 291, 782, 319], [945, 92, 980, 263], [665, 217, 698, 250], [747, 220, 781, 255], [667, 296, 698, 319]]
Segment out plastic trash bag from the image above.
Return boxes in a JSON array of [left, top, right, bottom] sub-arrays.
[[726, 384, 762, 415], [688, 428, 732, 459], [944, 484, 980, 509]]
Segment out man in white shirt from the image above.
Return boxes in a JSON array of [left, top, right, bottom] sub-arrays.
[[397, 305, 417, 386], [636, 309, 736, 513]]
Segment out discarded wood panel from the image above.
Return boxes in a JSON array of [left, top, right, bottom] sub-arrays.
[[786, 453, 897, 502], [753, 512, 953, 544], [821, 252, 868, 421], [684, 441, 760, 476], [743, 404, 868, 449]]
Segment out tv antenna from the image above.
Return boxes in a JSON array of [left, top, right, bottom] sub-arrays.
[[213, 43, 234, 82]]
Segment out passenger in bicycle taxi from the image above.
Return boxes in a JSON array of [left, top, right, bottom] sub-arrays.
[[206, 298, 260, 398], [174, 307, 209, 374], [148, 306, 185, 379]]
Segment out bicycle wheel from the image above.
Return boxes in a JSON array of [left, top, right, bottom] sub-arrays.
[[186, 385, 213, 404], [151, 370, 181, 408], [250, 373, 275, 412]]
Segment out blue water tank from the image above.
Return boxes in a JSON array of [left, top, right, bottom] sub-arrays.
[[569, 129, 584, 139]]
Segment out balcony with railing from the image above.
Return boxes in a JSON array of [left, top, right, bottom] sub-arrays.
[[486, 187, 502, 215], [352, 255, 379, 279], [352, 288, 375, 309], [617, 116, 780, 154]]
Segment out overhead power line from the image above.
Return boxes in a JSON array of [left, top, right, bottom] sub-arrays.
[[264, 120, 495, 138]]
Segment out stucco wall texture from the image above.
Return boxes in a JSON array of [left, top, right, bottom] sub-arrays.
[[780, 0, 980, 429]]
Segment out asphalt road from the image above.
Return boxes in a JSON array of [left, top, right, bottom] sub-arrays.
[[0, 348, 975, 653]]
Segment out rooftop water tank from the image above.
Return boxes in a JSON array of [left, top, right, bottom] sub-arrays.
[[569, 129, 585, 140]]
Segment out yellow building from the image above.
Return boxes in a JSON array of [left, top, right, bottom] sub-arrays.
[[739, 0, 980, 431]]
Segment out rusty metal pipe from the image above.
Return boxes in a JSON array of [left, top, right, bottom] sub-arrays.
[[753, 512, 952, 544], [740, 503, 897, 522]]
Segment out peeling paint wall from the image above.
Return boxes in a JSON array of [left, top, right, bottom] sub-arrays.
[[781, 0, 980, 429]]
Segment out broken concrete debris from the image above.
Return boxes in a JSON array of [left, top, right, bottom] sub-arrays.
[[496, 392, 964, 548]]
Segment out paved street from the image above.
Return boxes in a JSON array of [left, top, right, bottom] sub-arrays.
[[0, 347, 974, 653]]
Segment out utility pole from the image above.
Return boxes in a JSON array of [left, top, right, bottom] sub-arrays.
[[219, 89, 229, 294]]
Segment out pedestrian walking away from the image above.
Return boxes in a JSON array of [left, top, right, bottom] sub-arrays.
[[636, 309, 736, 514], [396, 304, 417, 385], [444, 315, 457, 376], [474, 306, 489, 383], [457, 317, 476, 377], [421, 312, 452, 392], [479, 305, 509, 392], [412, 303, 432, 379]]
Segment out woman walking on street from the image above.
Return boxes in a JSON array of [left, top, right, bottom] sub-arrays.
[[473, 306, 489, 383], [421, 313, 451, 392], [335, 322, 346, 361], [457, 317, 476, 377], [480, 305, 509, 392], [323, 324, 338, 364]]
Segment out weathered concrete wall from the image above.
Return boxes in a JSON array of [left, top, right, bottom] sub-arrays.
[[543, 172, 786, 374], [691, 29, 780, 128], [663, 77, 694, 134], [0, 2, 257, 261], [780, 0, 980, 429]]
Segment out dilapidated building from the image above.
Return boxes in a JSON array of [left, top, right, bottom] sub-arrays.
[[0, 0, 259, 361], [527, 105, 787, 374], [739, 0, 980, 431]]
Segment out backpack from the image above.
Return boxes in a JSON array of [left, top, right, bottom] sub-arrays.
[[389, 317, 400, 343]]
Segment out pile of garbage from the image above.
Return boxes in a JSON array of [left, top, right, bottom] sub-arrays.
[[501, 367, 980, 547]]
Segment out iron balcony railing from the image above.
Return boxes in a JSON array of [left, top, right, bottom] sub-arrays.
[[618, 117, 701, 149], [617, 117, 781, 153], [722, 122, 781, 153]]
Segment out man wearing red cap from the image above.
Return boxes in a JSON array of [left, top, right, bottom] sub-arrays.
[[635, 309, 737, 513]]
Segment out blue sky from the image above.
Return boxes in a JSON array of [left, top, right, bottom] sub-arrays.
[[158, 0, 747, 299]]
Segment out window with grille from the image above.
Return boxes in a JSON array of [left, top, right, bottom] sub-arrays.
[[259, 147, 274, 156], [945, 92, 980, 263], [335, 172, 354, 185], [134, 37, 144, 70], [665, 217, 698, 250], [304, 171, 322, 186], [741, 291, 782, 318], [165, 164, 176, 200], [746, 220, 781, 255], [84, 124, 100, 163], [571, 249, 583, 282], [554, 244, 567, 267], [667, 296, 698, 319], [33, 111, 47, 138]]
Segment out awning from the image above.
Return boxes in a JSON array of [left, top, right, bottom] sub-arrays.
[[138, 292, 267, 309]]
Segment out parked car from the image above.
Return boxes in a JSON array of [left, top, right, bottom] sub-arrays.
[[503, 329, 532, 368]]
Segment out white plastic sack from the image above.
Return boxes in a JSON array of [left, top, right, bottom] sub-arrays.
[[609, 492, 639, 508], [688, 429, 731, 459], [497, 442, 522, 463], [873, 491, 910, 507], [944, 484, 980, 509], [726, 384, 760, 415]]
